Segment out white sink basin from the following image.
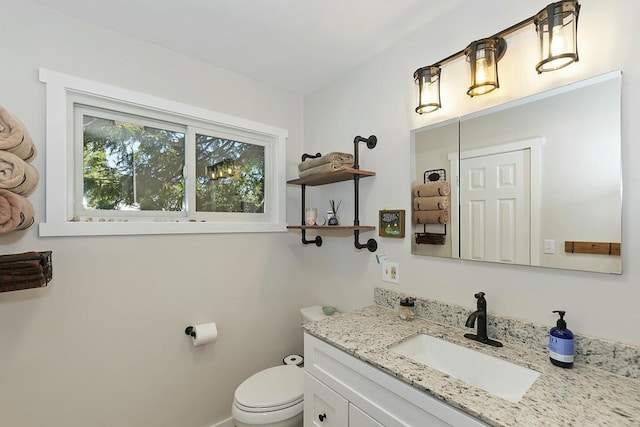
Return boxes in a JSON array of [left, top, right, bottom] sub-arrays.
[[390, 334, 540, 403]]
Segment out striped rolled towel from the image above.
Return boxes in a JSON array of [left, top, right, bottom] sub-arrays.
[[413, 210, 448, 225], [413, 181, 450, 197], [299, 162, 349, 177], [298, 152, 354, 172], [0, 150, 39, 196], [0, 105, 37, 162], [413, 196, 449, 211], [0, 189, 35, 233]]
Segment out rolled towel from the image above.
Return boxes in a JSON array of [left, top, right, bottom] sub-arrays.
[[0, 151, 39, 196], [413, 196, 448, 211], [0, 252, 42, 271], [413, 181, 450, 197], [0, 105, 37, 162], [298, 162, 349, 177], [298, 152, 354, 172], [413, 210, 448, 225], [0, 270, 47, 292], [0, 271, 46, 291], [0, 189, 35, 233]]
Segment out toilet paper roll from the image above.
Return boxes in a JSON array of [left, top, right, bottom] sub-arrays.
[[283, 354, 304, 366], [190, 322, 218, 346]]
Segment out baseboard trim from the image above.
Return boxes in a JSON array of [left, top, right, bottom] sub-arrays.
[[210, 416, 234, 427]]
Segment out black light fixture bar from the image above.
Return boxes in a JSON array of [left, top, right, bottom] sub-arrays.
[[414, 1, 580, 114], [427, 15, 536, 70]]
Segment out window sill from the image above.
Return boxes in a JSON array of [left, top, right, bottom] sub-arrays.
[[39, 221, 287, 237]]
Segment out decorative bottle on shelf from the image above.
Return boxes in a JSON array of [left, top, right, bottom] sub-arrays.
[[549, 310, 574, 368]]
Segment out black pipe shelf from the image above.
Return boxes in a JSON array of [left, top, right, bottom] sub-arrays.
[[287, 135, 378, 252]]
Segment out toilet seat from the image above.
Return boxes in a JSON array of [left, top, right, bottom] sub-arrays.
[[234, 396, 303, 413], [234, 365, 304, 412], [232, 400, 303, 426]]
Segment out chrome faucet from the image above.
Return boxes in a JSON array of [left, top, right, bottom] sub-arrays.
[[464, 292, 503, 347]]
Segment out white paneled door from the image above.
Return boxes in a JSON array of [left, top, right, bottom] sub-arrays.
[[460, 149, 530, 264]]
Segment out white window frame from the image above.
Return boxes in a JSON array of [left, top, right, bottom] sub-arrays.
[[39, 68, 288, 237]]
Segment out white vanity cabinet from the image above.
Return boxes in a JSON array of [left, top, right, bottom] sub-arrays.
[[304, 333, 488, 427]]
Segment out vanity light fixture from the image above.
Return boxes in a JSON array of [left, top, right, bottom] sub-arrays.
[[534, 0, 580, 73], [465, 37, 507, 97], [207, 158, 235, 181], [413, 0, 580, 114], [414, 65, 442, 114]]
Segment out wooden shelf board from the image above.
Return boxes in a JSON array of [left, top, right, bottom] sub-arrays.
[[287, 225, 376, 231], [287, 168, 375, 186]]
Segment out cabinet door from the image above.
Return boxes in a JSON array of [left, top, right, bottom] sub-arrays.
[[349, 403, 384, 427], [304, 372, 348, 426]]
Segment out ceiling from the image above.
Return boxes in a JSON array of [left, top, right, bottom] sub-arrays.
[[26, 0, 466, 96]]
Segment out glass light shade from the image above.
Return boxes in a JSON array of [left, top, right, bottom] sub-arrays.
[[534, 0, 580, 73], [465, 38, 504, 97], [414, 66, 441, 114]]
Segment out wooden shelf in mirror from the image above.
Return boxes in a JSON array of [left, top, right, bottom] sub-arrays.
[[287, 168, 375, 186]]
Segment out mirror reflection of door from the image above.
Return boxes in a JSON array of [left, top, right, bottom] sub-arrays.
[[460, 148, 530, 264]]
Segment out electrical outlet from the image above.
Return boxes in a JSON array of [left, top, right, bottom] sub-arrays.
[[382, 261, 400, 284], [544, 239, 556, 254]]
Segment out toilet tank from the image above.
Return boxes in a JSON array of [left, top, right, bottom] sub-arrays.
[[300, 305, 332, 322]]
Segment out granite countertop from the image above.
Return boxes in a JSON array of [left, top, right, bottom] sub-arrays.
[[303, 305, 640, 427]]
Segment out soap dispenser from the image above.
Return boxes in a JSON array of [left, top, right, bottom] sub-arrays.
[[549, 310, 574, 368]]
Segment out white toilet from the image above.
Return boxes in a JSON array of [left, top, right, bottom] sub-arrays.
[[232, 306, 331, 427]]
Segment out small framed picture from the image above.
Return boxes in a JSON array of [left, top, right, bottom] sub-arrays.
[[379, 210, 405, 238]]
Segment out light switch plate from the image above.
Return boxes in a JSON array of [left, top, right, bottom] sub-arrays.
[[382, 261, 400, 284]]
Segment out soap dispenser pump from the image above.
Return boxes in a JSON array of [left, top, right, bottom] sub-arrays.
[[549, 310, 574, 368]]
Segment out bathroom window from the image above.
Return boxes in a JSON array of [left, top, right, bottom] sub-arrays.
[[39, 69, 287, 237], [78, 108, 187, 217], [194, 132, 266, 214]]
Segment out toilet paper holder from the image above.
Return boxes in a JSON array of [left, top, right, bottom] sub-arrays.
[[184, 322, 218, 346]]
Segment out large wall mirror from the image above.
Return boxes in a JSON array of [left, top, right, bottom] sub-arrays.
[[411, 71, 622, 274]]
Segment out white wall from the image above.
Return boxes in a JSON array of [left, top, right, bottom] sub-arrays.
[[303, 0, 640, 346], [0, 2, 310, 427]]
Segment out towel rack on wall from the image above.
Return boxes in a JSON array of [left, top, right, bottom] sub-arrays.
[[287, 135, 378, 252], [414, 169, 448, 245], [0, 251, 52, 293]]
